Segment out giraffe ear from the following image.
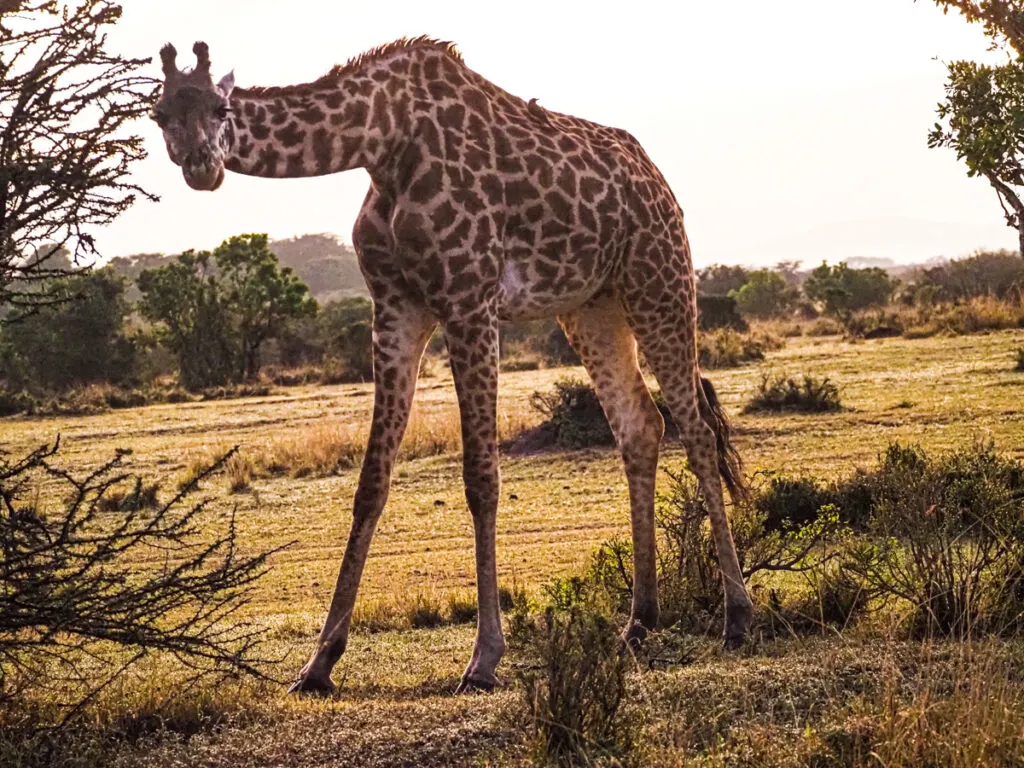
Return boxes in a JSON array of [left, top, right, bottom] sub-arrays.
[[217, 70, 235, 97]]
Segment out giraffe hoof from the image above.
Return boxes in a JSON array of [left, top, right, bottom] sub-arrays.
[[288, 675, 336, 697], [723, 631, 746, 651], [455, 675, 496, 694], [723, 601, 753, 650], [621, 620, 648, 650]]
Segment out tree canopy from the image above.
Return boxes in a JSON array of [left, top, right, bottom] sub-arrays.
[[926, 1, 1024, 255], [138, 236, 316, 389], [930, 59, 1024, 255], [928, 1, 1024, 54], [803, 262, 897, 316]]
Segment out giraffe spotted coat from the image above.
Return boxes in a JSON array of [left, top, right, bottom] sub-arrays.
[[154, 37, 753, 696]]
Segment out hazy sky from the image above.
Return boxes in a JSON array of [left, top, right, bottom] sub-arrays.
[[100, 0, 1019, 267]]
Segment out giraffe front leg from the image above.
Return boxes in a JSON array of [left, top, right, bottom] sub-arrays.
[[289, 302, 436, 695], [444, 318, 506, 694]]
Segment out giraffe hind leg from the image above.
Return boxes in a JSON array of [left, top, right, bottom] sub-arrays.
[[560, 295, 664, 639], [624, 298, 754, 647]]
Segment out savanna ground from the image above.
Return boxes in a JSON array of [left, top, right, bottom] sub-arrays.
[[4, 329, 1024, 766]]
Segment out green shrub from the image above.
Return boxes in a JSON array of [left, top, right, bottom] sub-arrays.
[[409, 600, 444, 629], [698, 328, 769, 368], [97, 480, 161, 513], [806, 317, 844, 336], [0, 390, 37, 417], [843, 310, 905, 339], [104, 388, 148, 409], [754, 475, 831, 533], [790, 561, 872, 630], [528, 379, 689, 450], [656, 470, 847, 631], [848, 442, 1024, 637], [696, 294, 748, 332], [500, 354, 542, 372], [446, 594, 478, 625], [574, 468, 848, 634], [744, 372, 843, 414], [529, 377, 614, 449]]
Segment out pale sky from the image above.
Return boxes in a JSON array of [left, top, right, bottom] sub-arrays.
[[99, 0, 1019, 268]]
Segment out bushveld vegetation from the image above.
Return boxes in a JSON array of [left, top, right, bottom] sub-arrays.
[[3, 2, 1024, 766], [4, 244, 1024, 417], [507, 439, 1024, 765], [3, 329, 1024, 766], [744, 372, 844, 414]]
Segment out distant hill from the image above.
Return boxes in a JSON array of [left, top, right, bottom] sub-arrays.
[[109, 234, 369, 303], [755, 216, 1018, 266], [268, 234, 368, 301]]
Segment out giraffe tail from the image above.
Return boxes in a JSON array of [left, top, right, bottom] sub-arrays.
[[697, 375, 749, 506]]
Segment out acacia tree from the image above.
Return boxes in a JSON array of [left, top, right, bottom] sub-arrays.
[[926, 1, 1024, 255], [928, 1, 1024, 53], [930, 60, 1024, 256], [0, 0, 156, 319], [215, 234, 317, 380]]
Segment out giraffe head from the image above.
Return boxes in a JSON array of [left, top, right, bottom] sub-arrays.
[[153, 42, 235, 191]]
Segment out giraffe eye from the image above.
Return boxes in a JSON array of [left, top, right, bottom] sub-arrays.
[[214, 104, 231, 120], [151, 108, 170, 127]]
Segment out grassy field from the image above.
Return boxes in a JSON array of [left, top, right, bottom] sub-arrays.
[[4, 329, 1024, 766]]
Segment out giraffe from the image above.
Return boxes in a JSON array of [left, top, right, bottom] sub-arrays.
[[153, 38, 754, 695]]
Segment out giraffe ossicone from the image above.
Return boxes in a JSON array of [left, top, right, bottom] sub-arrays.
[[154, 36, 754, 696]]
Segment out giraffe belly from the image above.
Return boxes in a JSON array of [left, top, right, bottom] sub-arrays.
[[496, 260, 604, 320]]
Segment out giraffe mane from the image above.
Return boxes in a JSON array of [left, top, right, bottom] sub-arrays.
[[234, 36, 464, 97]]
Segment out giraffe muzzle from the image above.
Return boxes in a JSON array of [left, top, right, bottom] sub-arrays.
[[182, 148, 224, 191]]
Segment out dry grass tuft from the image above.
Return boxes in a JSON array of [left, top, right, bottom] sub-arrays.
[[226, 407, 532, 483], [97, 479, 161, 512], [823, 647, 1024, 768], [224, 451, 257, 493], [351, 589, 480, 632]]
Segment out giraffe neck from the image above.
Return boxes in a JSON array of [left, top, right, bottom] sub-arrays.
[[222, 48, 462, 181], [222, 85, 396, 179]]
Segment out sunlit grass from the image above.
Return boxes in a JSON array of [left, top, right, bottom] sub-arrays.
[[4, 330, 1024, 766]]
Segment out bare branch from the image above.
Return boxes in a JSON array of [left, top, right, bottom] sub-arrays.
[[0, 442, 292, 719], [0, 1, 157, 320]]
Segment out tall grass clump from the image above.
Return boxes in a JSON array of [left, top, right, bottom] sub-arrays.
[[698, 328, 779, 368], [744, 372, 843, 414], [514, 584, 639, 766], [822, 647, 1024, 767]]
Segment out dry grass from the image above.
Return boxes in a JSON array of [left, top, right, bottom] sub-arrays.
[[351, 588, 482, 632], [4, 331, 1024, 766], [852, 648, 1024, 768], [224, 405, 535, 482], [634, 638, 1024, 767]]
